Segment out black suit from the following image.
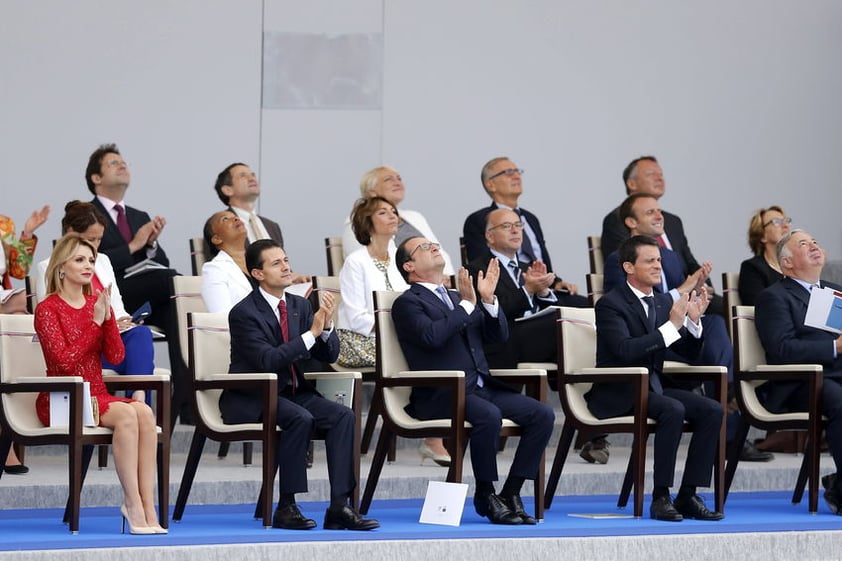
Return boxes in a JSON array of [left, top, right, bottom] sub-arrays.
[[392, 284, 554, 483], [90, 197, 186, 414], [755, 278, 842, 476], [738, 255, 783, 306], [227, 206, 284, 247], [464, 203, 588, 307], [466, 250, 557, 369], [600, 206, 723, 317], [221, 289, 355, 496], [587, 283, 722, 488]]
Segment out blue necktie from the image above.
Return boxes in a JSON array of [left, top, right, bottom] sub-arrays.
[[436, 286, 454, 310], [508, 260, 524, 287]]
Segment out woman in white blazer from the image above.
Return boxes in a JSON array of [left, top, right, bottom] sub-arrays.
[[201, 210, 253, 314], [342, 165, 455, 278], [339, 197, 450, 466], [35, 201, 154, 401]]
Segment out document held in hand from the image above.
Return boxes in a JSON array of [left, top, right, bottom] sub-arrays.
[[804, 286, 842, 335], [50, 382, 97, 427]]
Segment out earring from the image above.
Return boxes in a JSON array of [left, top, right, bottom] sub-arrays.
[[59, 271, 65, 279]]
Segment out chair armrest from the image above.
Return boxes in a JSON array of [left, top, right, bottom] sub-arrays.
[[562, 367, 648, 385], [395, 370, 464, 378], [304, 371, 362, 380], [380, 371, 464, 390], [490, 368, 547, 378], [743, 365, 823, 382], [194, 373, 278, 391], [663, 365, 727, 382], [755, 364, 823, 373], [0, 376, 85, 393]]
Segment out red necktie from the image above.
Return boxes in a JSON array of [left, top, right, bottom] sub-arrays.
[[278, 300, 297, 393], [657, 235, 666, 248], [115, 204, 132, 244]]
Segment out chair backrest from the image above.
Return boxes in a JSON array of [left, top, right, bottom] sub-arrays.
[[187, 312, 230, 427], [722, 272, 741, 342], [190, 238, 209, 276], [558, 306, 598, 375], [172, 276, 208, 367], [586, 273, 604, 306], [0, 314, 47, 430], [311, 275, 341, 325], [459, 236, 468, 268], [325, 237, 344, 276], [24, 275, 37, 313], [732, 305, 765, 373], [587, 235, 604, 275], [373, 291, 412, 417]]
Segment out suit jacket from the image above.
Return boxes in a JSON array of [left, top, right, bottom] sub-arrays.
[[600, 206, 701, 276], [755, 277, 842, 412], [586, 282, 704, 418], [603, 247, 686, 296], [391, 283, 512, 420], [201, 249, 254, 314], [220, 289, 340, 423], [466, 250, 557, 368], [738, 254, 783, 306], [91, 197, 170, 275], [463, 203, 555, 273]]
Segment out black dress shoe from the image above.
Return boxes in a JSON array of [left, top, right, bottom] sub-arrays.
[[474, 493, 523, 525], [323, 505, 380, 530], [649, 495, 683, 522], [502, 494, 537, 525], [272, 504, 317, 530], [579, 437, 610, 464], [738, 440, 774, 462], [822, 475, 842, 515], [822, 472, 837, 491], [673, 494, 724, 521], [3, 464, 29, 475]]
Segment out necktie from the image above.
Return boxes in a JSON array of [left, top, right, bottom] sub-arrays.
[[436, 286, 454, 310], [642, 295, 663, 394], [277, 300, 297, 393], [114, 204, 132, 244], [508, 259, 524, 287], [249, 213, 266, 242], [657, 235, 667, 248], [514, 209, 537, 262]]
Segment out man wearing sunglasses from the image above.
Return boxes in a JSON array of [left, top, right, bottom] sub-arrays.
[[463, 157, 588, 308], [392, 236, 554, 525]]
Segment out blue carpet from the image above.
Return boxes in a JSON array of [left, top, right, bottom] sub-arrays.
[[1, 491, 839, 551]]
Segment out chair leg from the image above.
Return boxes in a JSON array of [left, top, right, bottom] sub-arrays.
[[544, 424, 575, 509], [360, 428, 392, 514], [360, 391, 382, 454], [97, 444, 109, 469], [723, 419, 750, 501], [0, 436, 12, 478], [243, 442, 253, 466], [173, 431, 207, 521], [253, 465, 279, 521], [63, 445, 94, 525], [157, 438, 170, 529], [618, 452, 634, 509], [387, 432, 397, 463], [217, 441, 230, 459]]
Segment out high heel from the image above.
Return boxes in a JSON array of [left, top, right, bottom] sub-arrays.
[[150, 525, 168, 534], [418, 442, 451, 467], [120, 504, 156, 535]]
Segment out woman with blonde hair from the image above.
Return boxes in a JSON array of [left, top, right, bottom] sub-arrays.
[[35, 233, 165, 534], [738, 205, 791, 305]]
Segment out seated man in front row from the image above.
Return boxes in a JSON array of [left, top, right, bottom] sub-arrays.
[[586, 235, 724, 522], [392, 236, 554, 525], [220, 239, 379, 531], [755, 229, 842, 514]]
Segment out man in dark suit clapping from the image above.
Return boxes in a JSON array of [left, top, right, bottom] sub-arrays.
[[587, 235, 724, 522], [221, 239, 378, 531], [392, 236, 554, 525], [755, 229, 842, 514]]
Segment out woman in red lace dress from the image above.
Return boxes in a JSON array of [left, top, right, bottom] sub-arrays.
[[34, 234, 164, 535]]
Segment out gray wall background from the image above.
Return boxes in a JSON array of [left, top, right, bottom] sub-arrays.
[[2, 0, 841, 290]]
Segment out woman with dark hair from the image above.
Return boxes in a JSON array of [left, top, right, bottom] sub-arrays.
[[200, 209, 252, 313], [36, 201, 154, 402], [738, 206, 791, 305], [36, 233, 165, 534]]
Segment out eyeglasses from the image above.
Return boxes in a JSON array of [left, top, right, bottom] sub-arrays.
[[104, 159, 128, 168], [487, 221, 524, 232], [487, 168, 524, 181], [763, 217, 792, 228], [409, 242, 440, 257]]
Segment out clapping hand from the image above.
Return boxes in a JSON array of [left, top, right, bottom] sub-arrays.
[[687, 287, 710, 323], [93, 285, 112, 326], [476, 258, 500, 304]]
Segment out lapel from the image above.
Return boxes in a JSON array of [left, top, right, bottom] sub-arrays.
[[782, 277, 811, 308], [285, 295, 303, 339], [412, 283, 451, 315], [252, 291, 283, 344], [621, 283, 652, 333]]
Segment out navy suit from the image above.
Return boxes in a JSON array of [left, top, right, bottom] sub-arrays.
[[463, 203, 588, 307], [221, 289, 355, 497], [603, 247, 733, 381], [466, 250, 557, 369], [227, 206, 284, 247], [392, 284, 554, 483], [755, 277, 842, 475], [587, 283, 722, 488]]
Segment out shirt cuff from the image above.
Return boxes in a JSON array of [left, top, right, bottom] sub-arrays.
[[684, 316, 703, 338], [658, 321, 681, 347], [301, 331, 316, 350]]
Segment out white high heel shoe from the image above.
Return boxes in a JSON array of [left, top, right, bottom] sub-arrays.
[[418, 442, 451, 467], [120, 505, 156, 535]]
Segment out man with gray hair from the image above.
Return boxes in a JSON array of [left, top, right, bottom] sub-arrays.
[[755, 229, 842, 514]]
